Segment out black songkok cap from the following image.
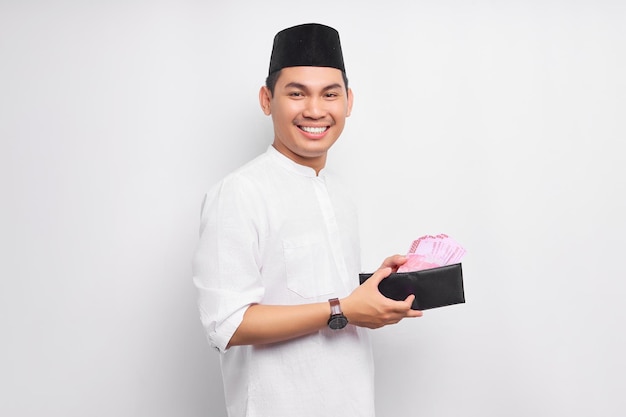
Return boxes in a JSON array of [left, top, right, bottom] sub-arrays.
[[268, 23, 345, 75]]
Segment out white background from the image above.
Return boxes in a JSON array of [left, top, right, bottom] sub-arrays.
[[2, 1, 625, 416]]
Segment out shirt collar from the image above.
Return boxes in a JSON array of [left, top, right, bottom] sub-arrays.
[[267, 145, 326, 178]]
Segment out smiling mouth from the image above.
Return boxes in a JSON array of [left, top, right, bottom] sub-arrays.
[[299, 126, 329, 134]]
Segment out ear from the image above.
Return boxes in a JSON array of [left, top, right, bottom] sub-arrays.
[[346, 88, 354, 117], [259, 86, 272, 115]]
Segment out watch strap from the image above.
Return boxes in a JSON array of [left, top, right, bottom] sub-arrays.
[[329, 298, 342, 315]]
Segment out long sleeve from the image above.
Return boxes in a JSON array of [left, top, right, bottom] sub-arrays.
[[192, 175, 265, 352]]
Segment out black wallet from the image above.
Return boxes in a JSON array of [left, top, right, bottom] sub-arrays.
[[359, 263, 465, 310]]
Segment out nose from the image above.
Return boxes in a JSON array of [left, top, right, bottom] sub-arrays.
[[302, 97, 326, 119]]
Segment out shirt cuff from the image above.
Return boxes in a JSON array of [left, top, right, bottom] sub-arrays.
[[211, 305, 250, 353]]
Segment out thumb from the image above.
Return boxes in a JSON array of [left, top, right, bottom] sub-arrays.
[[367, 266, 393, 286]]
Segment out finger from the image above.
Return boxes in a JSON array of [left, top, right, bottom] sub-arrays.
[[384, 295, 415, 314], [402, 294, 423, 317], [406, 309, 424, 318], [367, 266, 392, 285], [380, 254, 407, 269], [403, 293, 416, 304]]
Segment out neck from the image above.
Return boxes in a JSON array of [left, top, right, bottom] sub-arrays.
[[271, 143, 326, 176]]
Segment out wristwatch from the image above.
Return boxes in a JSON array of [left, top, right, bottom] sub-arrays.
[[327, 298, 348, 330]]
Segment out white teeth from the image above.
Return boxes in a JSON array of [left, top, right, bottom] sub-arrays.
[[301, 126, 327, 134]]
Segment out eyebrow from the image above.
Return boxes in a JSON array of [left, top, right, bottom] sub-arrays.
[[284, 82, 344, 92]]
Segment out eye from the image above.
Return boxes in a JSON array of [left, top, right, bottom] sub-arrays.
[[325, 92, 339, 99], [288, 91, 304, 97]]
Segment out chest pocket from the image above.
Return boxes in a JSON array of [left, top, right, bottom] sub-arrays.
[[283, 237, 335, 299]]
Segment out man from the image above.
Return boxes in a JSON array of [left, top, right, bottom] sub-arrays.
[[193, 23, 422, 417]]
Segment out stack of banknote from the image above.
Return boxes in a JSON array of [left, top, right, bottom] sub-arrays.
[[397, 234, 466, 273]]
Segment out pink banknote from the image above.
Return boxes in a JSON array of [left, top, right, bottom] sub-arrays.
[[397, 234, 466, 273]]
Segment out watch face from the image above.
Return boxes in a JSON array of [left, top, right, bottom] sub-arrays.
[[328, 315, 348, 330]]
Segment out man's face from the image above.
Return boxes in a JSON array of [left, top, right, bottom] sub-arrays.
[[259, 66, 353, 173]]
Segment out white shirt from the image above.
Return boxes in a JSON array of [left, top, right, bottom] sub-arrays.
[[193, 146, 375, 417]]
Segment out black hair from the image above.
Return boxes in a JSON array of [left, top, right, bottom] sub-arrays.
[[265, 70, 349, 95]]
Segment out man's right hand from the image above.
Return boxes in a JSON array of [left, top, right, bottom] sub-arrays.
[[341, 260, 423, 329]]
